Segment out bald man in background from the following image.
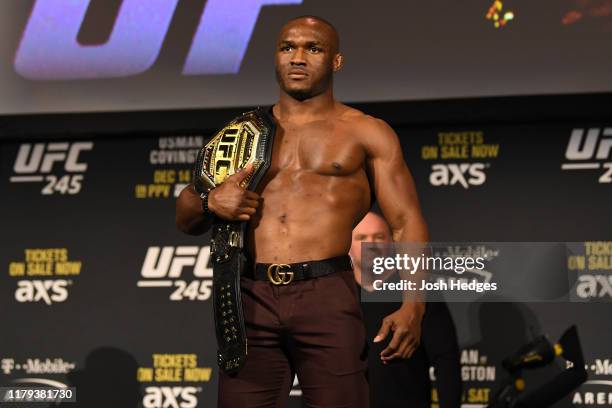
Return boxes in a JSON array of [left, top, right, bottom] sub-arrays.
[[350, 212, 463, 408]]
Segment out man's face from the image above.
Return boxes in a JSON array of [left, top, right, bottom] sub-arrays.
[[350, 213, 392, 267], [275, 19, 340, 101]]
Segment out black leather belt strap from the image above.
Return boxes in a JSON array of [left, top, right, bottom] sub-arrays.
[[252, 255, 353, 284], [192, 107, 276, 375]]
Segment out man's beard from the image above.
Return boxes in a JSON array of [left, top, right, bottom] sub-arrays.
[[275, 67, 332, 101]]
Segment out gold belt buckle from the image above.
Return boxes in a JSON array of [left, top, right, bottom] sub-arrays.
[[266, 264, 294, 285]]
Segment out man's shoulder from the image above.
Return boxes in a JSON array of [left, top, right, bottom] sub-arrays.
[[336, 103, 390, 132], [337, 104, 395, 141], [336, 104, 401, 158]]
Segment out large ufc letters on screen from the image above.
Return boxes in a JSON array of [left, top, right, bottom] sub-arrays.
[[14, 0, 302, 80]]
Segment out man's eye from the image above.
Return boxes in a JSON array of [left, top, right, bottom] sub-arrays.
[[309, 47, 321, 53], [281, 46, 292, 52]]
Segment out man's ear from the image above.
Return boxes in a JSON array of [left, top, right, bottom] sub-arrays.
[[333, 53, 344, 72]]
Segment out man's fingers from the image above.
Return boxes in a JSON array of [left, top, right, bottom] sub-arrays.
[[374, 318, 393, 343], [397, 339, 414, 359], [381, 339, 414, 362], [401, 337, 418, 359], [243, 198, 259, 209], [403, 344, 417, 359], [240, 207, 257, 216], [380, 329, 405, 357], [237, 214, 251, 221], [231, 164, 255, 185], [382, 334, 417, 361], [382, 346, 414, 362], [244, 190, 260, 201]]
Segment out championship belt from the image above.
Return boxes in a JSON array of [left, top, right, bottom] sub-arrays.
[[192, 107, 276, 374]]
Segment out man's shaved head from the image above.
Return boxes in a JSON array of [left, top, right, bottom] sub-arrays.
[[274, 15, 343, 101], [349, 212, 392, 267], [281, 15, 340, 53]]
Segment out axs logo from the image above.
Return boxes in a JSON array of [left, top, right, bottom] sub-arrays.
[[429, 163, 488, 189], [15, 0, 302, 80], [15, 280, 70, 305], [143, 386, 200, 408]]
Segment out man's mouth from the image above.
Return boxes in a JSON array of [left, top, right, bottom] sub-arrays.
[[288, 69, 308, 79]]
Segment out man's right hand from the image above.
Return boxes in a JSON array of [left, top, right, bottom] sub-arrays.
[[208, 164, 260, 221]]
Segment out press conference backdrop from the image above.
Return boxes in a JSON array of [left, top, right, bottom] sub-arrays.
[[1, 117, 611, 407], [1, 0, 612, 114]]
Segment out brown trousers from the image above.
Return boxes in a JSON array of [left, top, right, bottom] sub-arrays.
[[218, 268, 369, 408]]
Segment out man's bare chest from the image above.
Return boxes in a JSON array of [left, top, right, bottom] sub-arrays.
[[267, 121, 366, 177]]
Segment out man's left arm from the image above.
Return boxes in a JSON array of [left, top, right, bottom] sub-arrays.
[[363, 117, 429, 363]]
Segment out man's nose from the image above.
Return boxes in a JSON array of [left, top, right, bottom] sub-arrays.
[[366, 245, 384, 255], [290, 48, 306, 65]]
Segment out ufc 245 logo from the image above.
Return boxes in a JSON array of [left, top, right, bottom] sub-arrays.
[[429, 163, 488, 189], [15, 0, 301, 80], [562, 128, 612, 183], [139, 246, 212, 301], [11, 142, 93, 195]]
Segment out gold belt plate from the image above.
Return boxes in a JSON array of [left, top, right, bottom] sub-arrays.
[[195, 112, 268, 191]]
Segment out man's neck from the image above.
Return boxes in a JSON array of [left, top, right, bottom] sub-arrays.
[[275, 88, 336, 124]]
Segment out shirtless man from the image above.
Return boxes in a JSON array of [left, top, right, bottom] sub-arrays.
[[176, 15, 428, 408]]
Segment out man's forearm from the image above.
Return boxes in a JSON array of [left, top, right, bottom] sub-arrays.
[[176, 184, 213, 235], [391, 212, 428, 244], [392, 215, 429, 313]]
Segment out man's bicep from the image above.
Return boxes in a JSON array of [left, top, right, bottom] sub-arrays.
[[365, 121, 426, 237], [369, 155, 422, 228]]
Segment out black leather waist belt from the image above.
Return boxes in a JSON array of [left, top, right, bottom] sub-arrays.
[[251, 255, 353, 285]]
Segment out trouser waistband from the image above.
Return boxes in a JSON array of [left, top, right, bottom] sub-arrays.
[[251, 255, 353, 285]]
